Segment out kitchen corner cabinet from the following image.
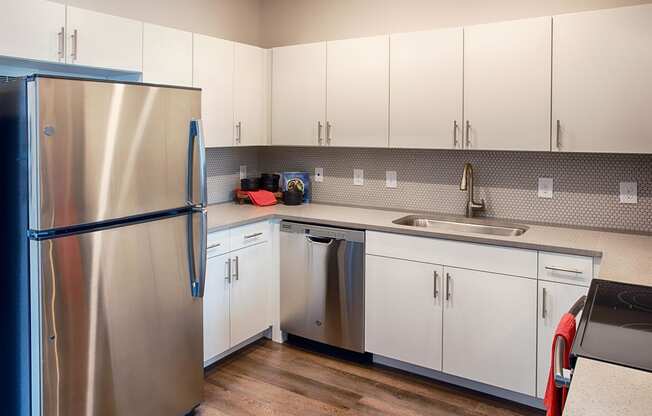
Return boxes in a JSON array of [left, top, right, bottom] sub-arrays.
[[234, 43, 267, 146], [390, 28, 463, 149], [66, 7, 142, 72], [463, 17, 551, 151], [193, 34, 235, 147], [536, 281, 587, 398], [366, 255, 444, 370], [143, 23, 193, 87], [552, 4, 652, 153], [442, 267, 537, 396], [0, 0, 66, 64], [326, 36, 390, 147], [272, 42, 327, 146]]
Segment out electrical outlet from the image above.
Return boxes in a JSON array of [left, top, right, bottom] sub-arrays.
[[538, 177, 553, 199], [314, 167, 324, 182], [353, 169, 364, 186], [239, 165, 247, 180], [620, 182, 638, 204], [386, 171, 397, 188]]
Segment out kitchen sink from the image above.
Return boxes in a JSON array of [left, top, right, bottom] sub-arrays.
[[392, 215, 529, 237]]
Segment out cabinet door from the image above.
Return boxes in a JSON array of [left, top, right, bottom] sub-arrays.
[[366, 255, 444, 370], [326, 36, 389, 147], [204, 253, 231, 365], [272, 42, 327, 146], [536, 281, 587, 398], [193, 34, 234, 147], [0, 0, 65, 63], [443, 267, 537, 395], [234, 43, 266, 146], [553, 5, 652, 153], [66, 7, 142, 72], [390, 28, 463, 149], [143, 23, 193, 87], [230, 242, 271, 346], [464, 17, 551, 151]]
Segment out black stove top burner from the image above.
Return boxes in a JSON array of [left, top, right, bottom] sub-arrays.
[[572, 280, 652, 373]]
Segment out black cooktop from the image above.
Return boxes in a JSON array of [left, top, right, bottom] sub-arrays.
[[572, 279, 652, 372]]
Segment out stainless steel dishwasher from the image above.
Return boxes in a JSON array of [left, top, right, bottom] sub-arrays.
[[280, 221, 365, 352]]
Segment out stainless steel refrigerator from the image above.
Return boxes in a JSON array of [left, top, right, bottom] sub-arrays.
[[1, 75, 207, 416]]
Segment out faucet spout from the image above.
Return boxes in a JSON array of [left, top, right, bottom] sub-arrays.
[[459, 163, 485, 218]]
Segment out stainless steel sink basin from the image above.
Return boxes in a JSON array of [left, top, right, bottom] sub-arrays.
[[392, 214, 529, 237]]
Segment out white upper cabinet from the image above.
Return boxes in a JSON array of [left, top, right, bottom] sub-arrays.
[[193, 34, 234, 147], [552, 5, 652, 153], [390, 28, 464, 149], [234, 43, 267, 146], [0, 0, 66, 63], [143, 23, 193, 87], [66, 7, 142, 72], [464, 17, 551, 151], [326, 36, 390, 147], [272, 42, 327, 146]]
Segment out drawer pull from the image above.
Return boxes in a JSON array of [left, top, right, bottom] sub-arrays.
[[545, 266, 582, 274], [244, 232, 263, 240], [207, 242, 222, 249]]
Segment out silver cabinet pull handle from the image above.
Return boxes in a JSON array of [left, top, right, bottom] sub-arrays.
[[445, 273, 452, 301], [453, 120, 459, 148], [70, 29, 78, 61], [57, 27, 65, 60], [233, 256, 239, 280], [556, 120, 561, 150], [225, 258, 232, 283], [207, 242, 221, 249], [542, 287, 547, 319], [326, 121, 332, 145], [244, 232, 263, 239], [317, 121, 324, 145], [465, 120, 471, 148], [545, 266, 582, 274], [235, 121, 242, 144], [433, 270, 439, 299]]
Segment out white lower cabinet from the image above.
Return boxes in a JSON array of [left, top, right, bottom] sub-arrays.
[[366, 255, 443, 370], [203, 222, 272, 366], [536, 281, 588, 398], [442, 266, 537, 396]]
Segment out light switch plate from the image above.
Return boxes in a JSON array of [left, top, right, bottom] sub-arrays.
[[620, 181, 638, 204], [314, 167, 324, 182], [538, 177, 553, 199], [386, 171, 397, 188], [353, 169, 364, 186], [239, 165, 247, 180]]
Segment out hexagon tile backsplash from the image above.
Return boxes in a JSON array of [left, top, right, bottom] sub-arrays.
[[207, 146, 652, 233]]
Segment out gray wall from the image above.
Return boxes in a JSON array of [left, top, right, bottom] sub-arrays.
[[207, 147, 652, 234], [260, 0, 652, 47], [54, 0, 264, 46]]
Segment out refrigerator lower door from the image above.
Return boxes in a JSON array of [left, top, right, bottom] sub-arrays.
[[31, 213, 203, 416], [29, 76, 205, 232]]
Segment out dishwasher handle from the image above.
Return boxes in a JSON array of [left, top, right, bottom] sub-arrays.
[[305, 235, 336, 245]]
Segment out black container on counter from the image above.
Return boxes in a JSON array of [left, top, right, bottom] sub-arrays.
[[240, 178, 259, 191], [259, 173, 280, 192], [283, 189, 303, 206]]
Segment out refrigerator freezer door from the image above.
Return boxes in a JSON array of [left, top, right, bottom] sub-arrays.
[[29, 76, 203, 232], [32, 213, 203, 416]]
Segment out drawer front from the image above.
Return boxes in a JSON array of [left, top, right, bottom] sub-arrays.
[[538, 252, 593, 286], [366, 231, 537, 279], [230, 221, 270, 251], [207, 229, 229, 258]]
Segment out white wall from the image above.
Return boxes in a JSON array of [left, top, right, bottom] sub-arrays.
[[260, 0, 652, 47], [54, 0, 263, 46]]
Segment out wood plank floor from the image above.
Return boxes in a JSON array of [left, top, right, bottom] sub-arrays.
[[196, 339, 544, 416]]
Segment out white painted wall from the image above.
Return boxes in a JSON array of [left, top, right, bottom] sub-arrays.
[[53, 0, 263, 46], [260, 0, 652, 47]]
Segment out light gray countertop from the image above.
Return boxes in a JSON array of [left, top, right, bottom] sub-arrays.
[[206, 202, 652, 415]]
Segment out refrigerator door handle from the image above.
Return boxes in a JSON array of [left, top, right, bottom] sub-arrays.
[[188, 209, 208, 298], [187, 119, 207, 207]]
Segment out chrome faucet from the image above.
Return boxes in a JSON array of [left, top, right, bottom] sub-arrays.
[[460, 163, 485, 218]]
